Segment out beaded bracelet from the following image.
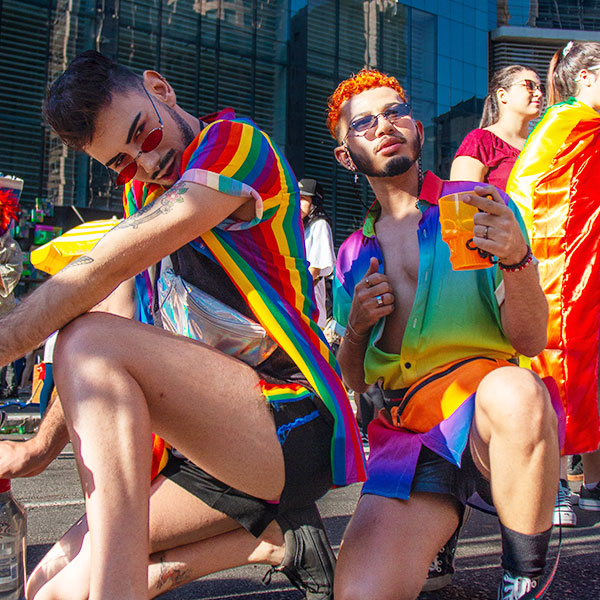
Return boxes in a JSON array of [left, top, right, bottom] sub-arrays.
[[499, 245, 533, 272]]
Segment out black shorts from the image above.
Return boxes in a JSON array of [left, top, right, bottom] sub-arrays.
[[161, 394, 334, 537]]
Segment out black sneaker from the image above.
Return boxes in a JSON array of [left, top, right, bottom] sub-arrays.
[[421, 524, 459, 592], [497, 571, 542, 600], [262, 503, 335, 599], [421, 505, 470, 592], [567, 454, 584, 481], [579, 482, 600, 511]]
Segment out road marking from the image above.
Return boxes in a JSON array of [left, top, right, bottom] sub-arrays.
[[23, 499, 84, 509]]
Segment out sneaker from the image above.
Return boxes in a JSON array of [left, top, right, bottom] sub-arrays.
[[263, 503, 335, 599], [553, 479, 577, 527], [579, 482, 600, 511], [567, 454, 584, 481], [497, 570, 542, 600], [421, 505, 471, 592]]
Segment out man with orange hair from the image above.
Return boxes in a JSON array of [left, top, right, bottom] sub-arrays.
[[329, 69, 560, 600]]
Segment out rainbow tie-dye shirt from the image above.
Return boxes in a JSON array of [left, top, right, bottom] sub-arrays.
[[124, 109, 366, 487], [333, 172, 526, 499]]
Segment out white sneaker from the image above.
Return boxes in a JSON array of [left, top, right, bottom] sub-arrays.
[[553, 479, 577, 527]]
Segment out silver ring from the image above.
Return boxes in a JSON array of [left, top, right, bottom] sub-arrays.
[[484, 226, 489, 240], [365, 277, 370, 287], [376, 295, 384, 307]]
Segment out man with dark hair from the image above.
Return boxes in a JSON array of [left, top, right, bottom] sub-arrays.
[[0, 50, 366, 599], [327, 69, 560, 600]]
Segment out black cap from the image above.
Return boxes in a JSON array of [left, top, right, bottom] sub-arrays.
[[298, 178, 324, 205]]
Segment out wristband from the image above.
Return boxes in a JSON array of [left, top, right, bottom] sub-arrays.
[[499, 246, 533, 272]]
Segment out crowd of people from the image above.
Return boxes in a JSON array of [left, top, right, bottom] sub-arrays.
[[0, 39, 599, 600]]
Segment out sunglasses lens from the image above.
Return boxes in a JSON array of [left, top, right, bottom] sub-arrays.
[[115, 162, 138, 187], [387, 103, 411, 120], [141, 127, 163, 152], [352, 115, 374, 133]]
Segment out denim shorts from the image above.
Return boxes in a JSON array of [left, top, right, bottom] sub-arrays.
[[410, 444, 492, 507]]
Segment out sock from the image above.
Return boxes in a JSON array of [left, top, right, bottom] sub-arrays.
[[500, 523, 552, 578], [584, 480, 599, 490]]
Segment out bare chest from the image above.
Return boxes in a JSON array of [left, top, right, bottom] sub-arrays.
[[375, 220, 420, 354]]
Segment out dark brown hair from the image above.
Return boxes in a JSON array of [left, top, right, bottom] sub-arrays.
[[480, 65, 539, 128], [44, 50, 143, 150], [547, 41, 600, 106]]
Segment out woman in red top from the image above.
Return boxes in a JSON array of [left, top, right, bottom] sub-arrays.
[[450, 65, 543, 190]]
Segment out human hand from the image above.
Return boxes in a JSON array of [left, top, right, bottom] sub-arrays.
[[347, 257, 394, 336], [462, 185, 528, 265], [0, 438, 54, 479]]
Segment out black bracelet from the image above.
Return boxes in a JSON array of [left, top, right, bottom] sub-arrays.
[[499, 245, 533, 272]]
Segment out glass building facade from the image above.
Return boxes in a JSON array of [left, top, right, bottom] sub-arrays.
[[0, 0, 508, 243]]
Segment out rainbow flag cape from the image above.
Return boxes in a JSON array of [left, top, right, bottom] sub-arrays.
[[507, 98, 600, 454], [123, 111, 366, 486]]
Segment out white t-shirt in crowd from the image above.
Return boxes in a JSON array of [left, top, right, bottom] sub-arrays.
[[304, 218, 336, 328]]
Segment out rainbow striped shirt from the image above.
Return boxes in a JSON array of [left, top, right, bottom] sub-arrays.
[[123, 109, 366, 487]]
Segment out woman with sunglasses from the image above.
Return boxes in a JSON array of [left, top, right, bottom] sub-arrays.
[[450, 65, 544, 190], [507, 40, 600, 524]]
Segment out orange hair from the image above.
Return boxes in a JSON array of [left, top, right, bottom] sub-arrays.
[[326, 69, 407, 139]]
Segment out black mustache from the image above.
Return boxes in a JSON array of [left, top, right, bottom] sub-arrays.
[[151, 149, 175, 180]]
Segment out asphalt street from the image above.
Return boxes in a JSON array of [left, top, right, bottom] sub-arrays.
[[9, 440, 600, 599]]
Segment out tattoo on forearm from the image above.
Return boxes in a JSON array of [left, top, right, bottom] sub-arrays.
[[155, 553, 188, 590], [115, 183, 188, 231], [62, 255, 94, 270]]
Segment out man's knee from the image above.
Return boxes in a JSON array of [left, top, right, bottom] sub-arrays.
[[476, 366, 557, 439], [54, 313, 124, 379]]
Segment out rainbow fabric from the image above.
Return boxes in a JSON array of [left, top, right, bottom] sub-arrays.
[[124, 109, 366, 487], [507, 98, 600, 454], [334, 172, 524, 390]]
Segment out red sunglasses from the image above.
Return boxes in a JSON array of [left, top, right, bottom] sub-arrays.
[[107, 85, 164, 188]]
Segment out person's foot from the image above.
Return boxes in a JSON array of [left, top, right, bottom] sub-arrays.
[[421, 505, 471, 592], [567, 454, 584, 481], [579, 482, 600, 511], [263, 503, 335, 599], [553, 479, 577, 527], [497, 571, 542, 600]]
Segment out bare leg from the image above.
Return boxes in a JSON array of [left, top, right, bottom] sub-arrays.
[[29, 476, 286, 600], [334, 493, 459, 600], [470, 366, 559, 533], [53, 313, 286, 600]]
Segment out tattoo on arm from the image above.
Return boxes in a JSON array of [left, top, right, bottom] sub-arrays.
[[115, 182, 189, 231], [62, 255, 94, 271], [155, 553, 188, 590]]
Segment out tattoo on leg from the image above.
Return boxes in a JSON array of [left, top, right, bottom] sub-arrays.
[[62, 255, 94, 270], [115, 182, 189, 231], [155, 553, 188, 591]]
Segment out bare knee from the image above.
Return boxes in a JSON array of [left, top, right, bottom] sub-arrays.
[[476, 367, 557, 441], [54, 313, 128, 386]]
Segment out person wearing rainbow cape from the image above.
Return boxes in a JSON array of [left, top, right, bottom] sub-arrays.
[[0, 50, 366, 600], [327, 69, 559, 600], [507, 40, 600, 514]]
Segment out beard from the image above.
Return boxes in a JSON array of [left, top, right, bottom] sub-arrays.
[[348, 135, 422, 178], [164, 103, 196, 147]]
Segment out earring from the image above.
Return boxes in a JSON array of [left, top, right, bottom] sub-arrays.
[[417, 155, 423, 195], [354, 172, 359, 184]]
